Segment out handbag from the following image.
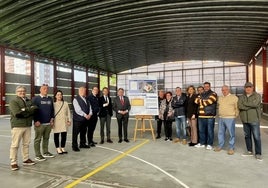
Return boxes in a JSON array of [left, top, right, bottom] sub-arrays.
[[54, 101, 64, 118]]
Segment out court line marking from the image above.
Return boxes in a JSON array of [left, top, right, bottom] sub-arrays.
[[65, 139, 149, 188], [97, 145, 190, 188]]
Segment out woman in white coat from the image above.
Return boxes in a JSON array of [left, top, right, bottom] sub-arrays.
[[53, 90, 71, 154]]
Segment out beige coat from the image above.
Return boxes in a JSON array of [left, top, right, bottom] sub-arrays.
[[53, 101, 71, 133]]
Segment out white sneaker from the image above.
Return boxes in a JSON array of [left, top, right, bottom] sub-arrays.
[[195, 143, 205, 148], [206, 145, 213, 150]]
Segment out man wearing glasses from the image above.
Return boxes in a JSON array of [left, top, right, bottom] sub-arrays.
[[238, 82, 262, 161], [9, 86, 37, 170]]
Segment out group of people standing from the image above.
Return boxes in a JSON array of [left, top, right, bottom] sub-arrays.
[[8, 80, 263, 171], [72, 86, 131, 152], [9, 84, 71, 170], [9, 84, 131, 171], [157, 81, 263, 161]]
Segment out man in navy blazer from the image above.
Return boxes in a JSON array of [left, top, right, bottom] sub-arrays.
[[99, 87, 113, 144], [113, 88, 131, 143], [87, 86, 100, 147]]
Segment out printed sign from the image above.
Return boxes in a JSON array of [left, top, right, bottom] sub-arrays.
[[128, 76, 158, 115]]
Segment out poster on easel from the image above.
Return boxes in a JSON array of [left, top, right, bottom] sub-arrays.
[[128, 76, 158, 115]]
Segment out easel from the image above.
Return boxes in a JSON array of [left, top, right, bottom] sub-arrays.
[[133, 115, 155, 141]]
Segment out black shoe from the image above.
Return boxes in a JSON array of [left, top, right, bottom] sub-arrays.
[[188, 143, 197, 147], [72, 147, 80, 152], [164, 138, 168, 141], [118, 139, 122, 143], [92, 141, 97, 145], [100, 140, 104, 144], [156, 135, 161, 139], [90, 143, 96, 147], [169, 138, 173, 141], [124, 139, 130, 143], [107, 139, 113, 143], [80, 144, 90, 148]]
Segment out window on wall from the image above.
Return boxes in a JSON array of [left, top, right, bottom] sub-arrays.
[[100, 72, 108, 89], [109, 74, 117, 97], [34, 59, 54, 87], [203, 68, 215, 85], [88, 69, 98, 92], [74, 69, 86, 82], [117, 61, 247, 95], [5, 50, 31, 75], [56, 62, 72, 102], [173, 70, 183, 88], [109, 74, 117, 86], [215, 68, 224, 87], [230, 66, 247, 86], [117, 74, 126, 88], [4, 50, 32, 109], [184, 69, 200, 86]]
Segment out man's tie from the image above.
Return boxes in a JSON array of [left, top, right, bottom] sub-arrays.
[[120, 96, 124, 105]]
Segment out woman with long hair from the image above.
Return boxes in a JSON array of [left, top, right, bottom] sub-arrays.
[[53, 90, 71, 154], [186, 85, 198, 146]]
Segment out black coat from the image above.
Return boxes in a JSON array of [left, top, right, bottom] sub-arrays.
[[98, 96, 113, 117], [87, 94, 100, 115], [186, 94, 198, 119]]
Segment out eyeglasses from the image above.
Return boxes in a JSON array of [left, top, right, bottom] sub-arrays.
[[42, 84, 48, 86], [17, 90, 26, 92]]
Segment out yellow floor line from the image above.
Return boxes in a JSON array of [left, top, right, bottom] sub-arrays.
[[65, 139, 149, 188]]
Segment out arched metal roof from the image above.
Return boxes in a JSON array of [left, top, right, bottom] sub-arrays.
[[0, 0, 268, 73]]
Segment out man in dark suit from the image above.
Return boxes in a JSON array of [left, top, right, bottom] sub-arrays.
[[87, 86, 100, 147], [113, 88, 131, 143], [99, 87, 113, 144]]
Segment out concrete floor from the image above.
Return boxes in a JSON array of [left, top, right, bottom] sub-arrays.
[[0, 116, 268, 188]]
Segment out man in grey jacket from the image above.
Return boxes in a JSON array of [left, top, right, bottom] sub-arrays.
[[238, 82, 262, 161]]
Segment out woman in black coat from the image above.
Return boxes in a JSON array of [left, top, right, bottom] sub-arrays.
[[186, 85, 198, 146]]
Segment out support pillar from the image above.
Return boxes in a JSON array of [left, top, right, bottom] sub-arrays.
[[71, 64, 75, 101], [53, 59, 57, 94], [0, 47, 5, 114], [86, 67, 89, 96], [30, 54, 35, 98], [107, 71, 110, 89], [97, 69, 100, 89], [263, 46, 268, 103], [252, 58, 256, 91]]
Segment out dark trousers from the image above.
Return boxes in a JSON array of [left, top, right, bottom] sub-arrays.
[[54, 132, 67, 148], [164, 120, 172, 138], [198, 118, 215, 145], [156, 119, 163, 136], [100, 114, 111, 141], [243, 122, 262, 155], [117, 115, 129, 140], [72, 120, 88, 148], [87, 114, 98, 144]]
